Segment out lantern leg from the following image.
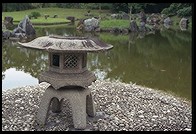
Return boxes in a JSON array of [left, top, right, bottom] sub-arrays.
[[36, 86, 54, 125], [86, 92, 96, 117], [69, 91, 87, 129]]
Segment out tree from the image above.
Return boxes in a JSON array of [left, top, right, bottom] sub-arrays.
[[128, 3, 171, 13], [111, 3, 129, 13], [31, 3, 44, 8], [161, 3, 192, 17], [2, 3, 34, 12]]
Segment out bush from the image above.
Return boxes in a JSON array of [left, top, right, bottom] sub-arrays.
[[161, 7, 175, 16], [30, 12, 41, 19], [161, 3, 192, 17], [177, 6, 192, 17]]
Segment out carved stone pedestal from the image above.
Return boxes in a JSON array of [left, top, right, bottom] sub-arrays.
[[36, 86, 95, 129]]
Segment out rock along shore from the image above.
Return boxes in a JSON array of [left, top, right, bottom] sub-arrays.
[[2, 80, 192, 131]]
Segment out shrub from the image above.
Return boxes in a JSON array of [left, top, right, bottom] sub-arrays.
[[161, 8, 175, 16], [177, 6, 192, 17], [161, 3, 192, 17], [30, 12, 41, 19]]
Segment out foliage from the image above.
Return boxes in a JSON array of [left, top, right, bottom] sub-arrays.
[[128, 3, 146, 13], [145, 3, 171, 13], [99, 3, 113, 10], [29, 3, 57, 8], [29, 12, 41, 19], [80, 3, 98, 9], [5, 3, 190, 16], [111, 3, 129, 13], [161, 3, 192, 17], [31, 3, 44, 8], [56, 3, 80, 8], [128, 3, 171, 13], [2, 3, 34, 12], [78, 3, 112, 10], [177, 6, 192, 17]]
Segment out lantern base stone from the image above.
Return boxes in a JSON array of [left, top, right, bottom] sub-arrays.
[[36, 86, 95, 129]]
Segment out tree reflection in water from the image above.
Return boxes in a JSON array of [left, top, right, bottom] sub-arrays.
[[2, 26, 192, 100]]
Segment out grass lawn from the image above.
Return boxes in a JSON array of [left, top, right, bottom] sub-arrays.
[[2, 8, 192, 30], [2, 7, 111, 25]]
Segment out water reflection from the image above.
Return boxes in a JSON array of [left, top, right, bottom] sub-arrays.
[[97, 30, 191, 100], [2, 40, 48, 78], [2, 26, 192, 100], [2, 68, 38, 89]]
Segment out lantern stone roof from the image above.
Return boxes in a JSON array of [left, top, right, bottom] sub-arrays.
[[18, 35, 113, 52]]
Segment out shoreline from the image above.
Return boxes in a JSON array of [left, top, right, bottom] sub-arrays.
[[2, 80, 192, 131]]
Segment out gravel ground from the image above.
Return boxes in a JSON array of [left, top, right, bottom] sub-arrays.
[[2, 80, 192, 131]]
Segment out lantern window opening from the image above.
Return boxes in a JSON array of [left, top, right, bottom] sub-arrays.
[[64, 54, 79, 69], [52, 54, 60, 67], [82, 54, 86, 68]]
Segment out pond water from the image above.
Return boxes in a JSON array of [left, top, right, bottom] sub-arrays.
[[2, 25, 192, 100]]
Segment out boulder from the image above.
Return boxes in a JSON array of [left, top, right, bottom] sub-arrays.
[[117, 11, 129, 20], [111, 14, 118, 19], [140, 11, 147, 23], [3, 16, 14, 29], [76, 19, 84, 30], [12, 15, 36, 38], [2, 23, 6, 30], [147, 14, 161, 25], [139, 21, 146, 32], [53, 14, 58, 18], [83, 17, 99, 32], [179, 18, 188, 30], [2, 30, 12, 39], [4, 16, 13, 25], [129, 19, 138, 32], [44, 14, 50, 19], [164, 17, 172, 25], [121, 13, 129, 20], [111, 14, 122, 19], [66, 16, 75, 23], [13, 33, 26, 39], [121, 28, 129, 34], [163, 23, 170, 29], [111, 28, 120, 33]]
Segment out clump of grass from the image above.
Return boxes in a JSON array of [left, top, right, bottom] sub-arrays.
[[29, 11, 41, 19]]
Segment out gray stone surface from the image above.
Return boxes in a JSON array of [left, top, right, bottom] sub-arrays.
[[83, 18, 99, 32], [36, 86, 95, 129], [2, 80, 192, 131], [2, 30, 12, 39], [164, 17, 172, 25], [130, 19, 138, 32], [179, 18, 189, 30], [140, 11, 147, 23], [12, 15, 36, 38], [111, 14, 119, 19], [121, 13, 129, 20], [4, 16, 14, 28], [18, 35, 113, 52], [139, 21, 146, 32], [39, 70, 96, 90]]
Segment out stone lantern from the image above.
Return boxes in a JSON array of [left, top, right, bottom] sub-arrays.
[[19, 35, 113, 129]]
